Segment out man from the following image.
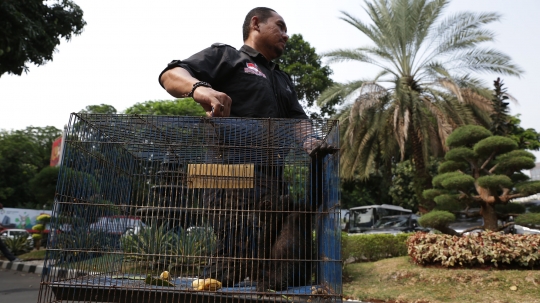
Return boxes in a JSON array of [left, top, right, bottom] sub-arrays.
[[159, 7, 306, 120], [159, 7, 330, 287]]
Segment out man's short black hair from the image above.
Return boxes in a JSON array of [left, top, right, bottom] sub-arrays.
[[242, 7, 277, 41]]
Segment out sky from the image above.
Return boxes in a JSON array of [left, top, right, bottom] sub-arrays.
[[1, 0, 540, 150]]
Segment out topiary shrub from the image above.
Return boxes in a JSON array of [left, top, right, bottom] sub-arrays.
[[515, 213, 540, 228], [515, 181, 540, 196], [477, 175, 513, 190], [418, 210, 455, 229], [445, 125, 492, 148], [437, 160, 468, 173], [424, 125, 540, 233], [528, 205, 540, 213], [433, 195, 463, 212], [494, 202, 526, 214], [473, 136, 517, 157]]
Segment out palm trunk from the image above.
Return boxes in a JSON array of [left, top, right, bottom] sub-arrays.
[[409, 126, 434, 210]]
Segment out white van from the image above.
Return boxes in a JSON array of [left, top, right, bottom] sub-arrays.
[[343, 204, 413, 234]]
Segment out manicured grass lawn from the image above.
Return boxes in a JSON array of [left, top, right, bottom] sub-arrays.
[[343, 256, 540, 303], [18, 249, 47, 260]]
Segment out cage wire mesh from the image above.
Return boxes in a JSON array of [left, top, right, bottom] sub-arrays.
[[38, 114, 341, 303]]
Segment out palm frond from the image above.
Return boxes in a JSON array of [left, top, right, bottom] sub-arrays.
[[421, 96, 453, 152], [393, 105, 409, 160], [351, 82, 388, 116], [436, 78, 464, 102], [430, 12, 500, 52], [339, 10, 384, 46], [448, 48, 523, 76], [323, 49, 378, 65], [317, 80, 364, 108], [413, 0, 449, 52]]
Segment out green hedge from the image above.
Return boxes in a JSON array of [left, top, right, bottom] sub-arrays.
[[342, 232, 412, 262]]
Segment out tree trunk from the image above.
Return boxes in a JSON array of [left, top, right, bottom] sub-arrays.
[[481, 202, 498, 231], [409, 126, 434, 210]]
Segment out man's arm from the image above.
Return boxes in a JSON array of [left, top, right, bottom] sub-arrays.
[[160, 67, 232, 117]]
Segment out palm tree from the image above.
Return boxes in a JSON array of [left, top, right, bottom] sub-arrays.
[[319, 0, 522, 207]]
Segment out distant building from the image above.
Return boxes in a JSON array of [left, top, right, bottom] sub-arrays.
[[531, 163, 540, 181]]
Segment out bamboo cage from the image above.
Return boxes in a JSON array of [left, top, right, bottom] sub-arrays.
[[38, 114, 341, 303]]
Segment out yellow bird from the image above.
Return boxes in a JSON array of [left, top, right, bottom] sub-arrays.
[[159, 271, 170, 281]]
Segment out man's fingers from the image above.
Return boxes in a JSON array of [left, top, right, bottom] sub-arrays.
[[211, 94, 231, 117], [220, 95, 232, 117], [192, 86, 231, 117]]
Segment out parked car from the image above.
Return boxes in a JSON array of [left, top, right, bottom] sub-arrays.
[[89, 216, 146, 235], [0, 228, 34, 250], [361, 214, 429, 235], [448, 217, 484, 235], [514, 224, 540, 235], [343, 204, 413, 233], [448, 213, 519, 235]]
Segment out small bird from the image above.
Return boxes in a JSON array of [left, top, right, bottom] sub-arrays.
[[159, 271, 170, 281], [145, 274, 175, 287]]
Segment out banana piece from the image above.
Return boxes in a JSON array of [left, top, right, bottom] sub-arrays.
[[192, 278, 222, 291]]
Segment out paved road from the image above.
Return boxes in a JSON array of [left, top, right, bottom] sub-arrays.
[[0, 267, 41, 303]]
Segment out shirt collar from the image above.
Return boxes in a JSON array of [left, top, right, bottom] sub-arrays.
[[240, 45, 279, 70]]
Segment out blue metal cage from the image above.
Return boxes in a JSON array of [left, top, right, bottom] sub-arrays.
[[38, 114, 341, 303]]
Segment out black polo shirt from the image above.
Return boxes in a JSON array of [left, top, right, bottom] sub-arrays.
[[159, 44, 308, 119]]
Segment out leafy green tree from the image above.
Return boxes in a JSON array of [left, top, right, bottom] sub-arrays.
[[124, 98, 205, 116], [389, 158, 439, 212], [30, 166, 60, 207], [275, 34, 334, 118], [508, 115, 540, 151], [487, 79, 540, 150], [319, 0, 522, 208], [0, 126, 61, 207], [80, 104, 117, 114], [19, 126, 62, 168], [0, 0, 86, 76], [490, 78, 511, 136], [422, 125, 540, 233], [0, 131, 40, 206], [341, 172, 393, 209]]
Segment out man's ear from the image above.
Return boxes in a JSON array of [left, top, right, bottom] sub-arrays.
[[251, 16, 260, 32]]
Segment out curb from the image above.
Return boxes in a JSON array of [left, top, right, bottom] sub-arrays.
[[0, 260, 91, 279], [0, 260, 46, 275]]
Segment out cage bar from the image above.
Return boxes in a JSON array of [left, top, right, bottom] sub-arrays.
[[38, 114, 341, 303]]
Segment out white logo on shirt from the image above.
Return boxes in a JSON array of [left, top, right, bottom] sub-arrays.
[[244, 63, 267, 78]]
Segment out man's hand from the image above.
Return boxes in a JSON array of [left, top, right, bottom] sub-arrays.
[[303, 137, 337, 158], [160, 67, 232, 117], [193, 86, 232, 117]]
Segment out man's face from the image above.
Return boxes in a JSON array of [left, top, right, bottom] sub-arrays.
[[258, 12, 289, 59]]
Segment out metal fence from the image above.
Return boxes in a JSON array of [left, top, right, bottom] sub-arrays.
[[38, 114, 341, 303]]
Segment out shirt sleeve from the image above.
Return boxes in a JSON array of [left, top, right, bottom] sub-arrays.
[[158, 45, 233, 88]]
